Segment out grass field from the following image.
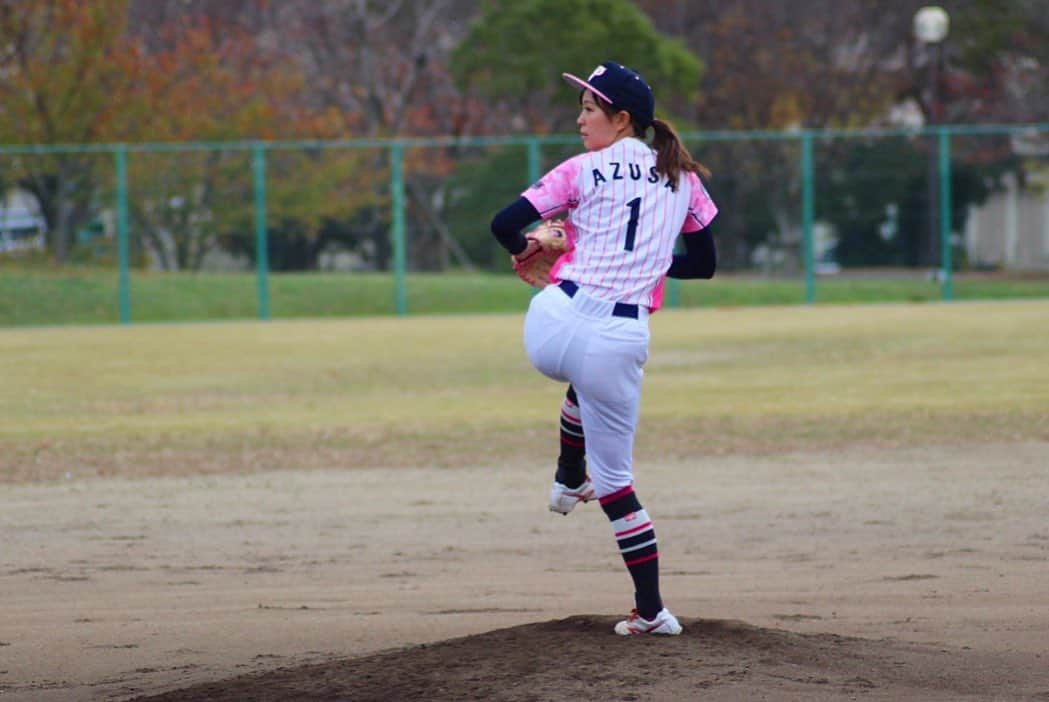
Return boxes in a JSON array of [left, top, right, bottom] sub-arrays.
[[2, 299, 1046, 484], [2, 267, 1049, 326]]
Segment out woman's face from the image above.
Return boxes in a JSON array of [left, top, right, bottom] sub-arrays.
[[577, 91, 626, 151]]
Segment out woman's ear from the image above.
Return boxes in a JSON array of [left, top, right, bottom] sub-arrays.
[[614, 110, 633, 133]]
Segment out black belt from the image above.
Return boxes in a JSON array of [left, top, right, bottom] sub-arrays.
[[558, 280, 639, 319]]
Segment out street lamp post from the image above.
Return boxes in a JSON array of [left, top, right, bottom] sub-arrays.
[[914, 6, 950, 270]]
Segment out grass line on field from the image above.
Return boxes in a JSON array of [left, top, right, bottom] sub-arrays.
[[2, 301, 1047, 483], [2, 268, 1049, 326]]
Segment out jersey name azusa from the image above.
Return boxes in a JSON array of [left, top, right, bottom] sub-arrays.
[[590, 161, 675, 190]]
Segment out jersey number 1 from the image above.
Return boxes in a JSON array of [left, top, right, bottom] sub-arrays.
[[624, 197, 641, 251]]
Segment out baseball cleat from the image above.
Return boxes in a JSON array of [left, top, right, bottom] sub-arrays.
[[548, 478, 595, 515], [614, 608, 683, 636]]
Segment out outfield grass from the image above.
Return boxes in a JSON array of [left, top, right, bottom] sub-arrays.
[[1, 267, 1049, 326], [2, 300, 1046, 483]]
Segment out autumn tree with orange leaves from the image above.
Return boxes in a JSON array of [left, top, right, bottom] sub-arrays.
[[0, 0, 353, 268], [119, 11, 367, 271], [0, 1, 143, 261]]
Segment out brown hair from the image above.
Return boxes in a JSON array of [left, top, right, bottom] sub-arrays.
[[649, 118, 711, 187], [593, 97, 712, 189]]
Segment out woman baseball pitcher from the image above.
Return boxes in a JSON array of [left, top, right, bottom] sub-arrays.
[[490, 61, 718, 636]]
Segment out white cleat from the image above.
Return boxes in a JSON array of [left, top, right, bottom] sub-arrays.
[[548, 478, 595, 515], [614, 608, 683, 636]]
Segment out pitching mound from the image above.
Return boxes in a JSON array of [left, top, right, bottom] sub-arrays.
[[131, 616, 1048, 702]]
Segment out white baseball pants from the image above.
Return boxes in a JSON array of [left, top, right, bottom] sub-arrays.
[[523, 283, 650, 498]]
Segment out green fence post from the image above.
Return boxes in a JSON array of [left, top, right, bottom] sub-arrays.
[[800, 131, 815, 304], [938, 128, 953, 301], [115, 146, 131, 324], [252, 144, 270, 320], [527, 138, 541, 186], [390, 142, 407, 315]]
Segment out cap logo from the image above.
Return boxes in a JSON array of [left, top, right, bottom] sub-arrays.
[[589, 66, 607, 80]]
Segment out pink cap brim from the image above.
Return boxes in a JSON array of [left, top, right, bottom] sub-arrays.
[[561, 72, 614, 105]]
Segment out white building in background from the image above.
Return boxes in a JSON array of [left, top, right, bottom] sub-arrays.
[[965, 173, 1049, 272], [0, 189, 46, 254], [964, 132, 1049, 272]]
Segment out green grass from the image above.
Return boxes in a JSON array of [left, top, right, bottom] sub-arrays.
[[1, 267, 1048, 326], [2, 300, 1046, 483]]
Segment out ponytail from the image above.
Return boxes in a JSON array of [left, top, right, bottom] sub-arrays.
[[649, 118, 711, 189], [592, 94, 712, 189]]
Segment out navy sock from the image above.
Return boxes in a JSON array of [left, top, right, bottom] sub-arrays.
[[555, 385, 586, 488], [600, 485, 663, 619]]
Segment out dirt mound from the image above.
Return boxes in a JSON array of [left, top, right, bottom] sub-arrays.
[[132, 616, 1049, 702]]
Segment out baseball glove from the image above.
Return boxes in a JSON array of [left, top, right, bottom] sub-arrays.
[[512, 219, 570, 288]]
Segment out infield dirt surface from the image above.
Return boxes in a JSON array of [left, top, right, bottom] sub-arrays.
[[3, 442, 1047, 701]]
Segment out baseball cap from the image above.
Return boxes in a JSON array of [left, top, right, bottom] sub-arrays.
[[562, 61, 655, 129]]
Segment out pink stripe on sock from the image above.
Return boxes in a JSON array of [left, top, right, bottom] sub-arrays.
[[561, 409, 581, 423], [615, 521, 652, 538], [624, 552, 659, 567]]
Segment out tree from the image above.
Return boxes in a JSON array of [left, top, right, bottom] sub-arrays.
[[0, 0, 355, 269], [257, 0, 480, 271], [0, 0, 145, 262], [431, 0, 705, 272], [934, 0, 1047, 123], [120, 13, 354, 270], [815, 137, 1001, 268], [631, 1, 1046, 269], [627, 2, 917, 269], [450, 0, 702, 135]]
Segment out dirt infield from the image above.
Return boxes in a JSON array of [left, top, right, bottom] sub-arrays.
[[2, 442, 1047, 701]]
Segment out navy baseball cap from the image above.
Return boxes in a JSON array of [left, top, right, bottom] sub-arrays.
[[562, 61, 655, 129]]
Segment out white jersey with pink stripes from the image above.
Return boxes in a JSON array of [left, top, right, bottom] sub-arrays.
[[522, 137, 717, 310]]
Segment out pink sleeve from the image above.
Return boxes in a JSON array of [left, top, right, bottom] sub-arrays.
[[680, 171, 719, 233], [521, 154, 585, 219]]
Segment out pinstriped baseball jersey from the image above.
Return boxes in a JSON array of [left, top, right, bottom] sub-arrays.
[[522, 137, 717, 310]]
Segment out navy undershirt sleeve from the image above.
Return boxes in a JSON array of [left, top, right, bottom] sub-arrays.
[[491, 197, 542, 256], [667, 225, 717, 279]]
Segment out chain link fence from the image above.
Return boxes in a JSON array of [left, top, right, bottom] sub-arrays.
[[1, 124, 1046, 322]]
